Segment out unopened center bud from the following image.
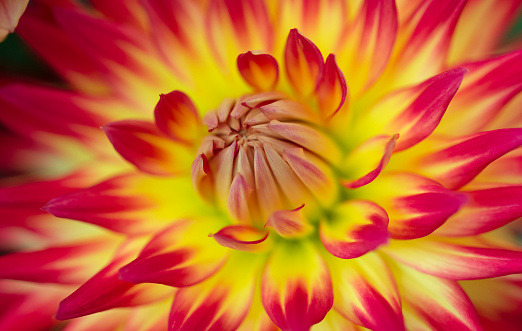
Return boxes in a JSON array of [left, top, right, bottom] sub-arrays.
[[192, 92, 339, 225]]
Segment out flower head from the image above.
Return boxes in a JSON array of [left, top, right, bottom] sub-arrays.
[[1, 0, 522, 330]]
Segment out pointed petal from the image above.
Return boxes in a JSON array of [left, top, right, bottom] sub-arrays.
[[119, 219, 228, 287], [327, 252, 404, 331], [210, 225, 270, 253], [261, 241, 333, 330], [355, 173, 468, 239], [265, 204, 313, 238], [316, 54, 348, 118], [102, 120, 193, 176], [436, 185, 522, 237], [169, 252, 261, 331], [43, 174, 205, 235], [284, 28, 324, 96], [384, 238, 522, 280], [342, 134, 398, 189], [419, 128, 522, 190], [440, 50, 522, 135], [320, 200, 389, 259], [237, 51, 279, 91], [154, 91, 201, 143], [385, 68, 466, 151], [56, 239, 173, 320], [0, 84, 104, 139], [0, 239, 119, 285], [390, 261, 482, 331], [337, 0, 397, 95]]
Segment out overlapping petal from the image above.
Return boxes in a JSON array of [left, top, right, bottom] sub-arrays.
[[43, 174, 206, 235], [384, 237, 522, 280], [261, 241, 333, 330], [56, 239, 173, 320], [326, 252, 404, 331], [390, 261, 482, 330], [119, 219, 228, 288]]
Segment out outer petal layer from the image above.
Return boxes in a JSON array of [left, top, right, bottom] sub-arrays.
[[384, 238, 522, 280], [43, 174, 205, 235], [326, 252, 404, 331], [169, 252, 262, 331], [435, 186, 522, 237], [119, 219, 228, 287], [390, 261, 482, 331], [261, 241, 333, 330], [284, 29, 324, 96], [103, 120, 193, 176], [56, 239, 172, 320], [419, 129, 522, 190]]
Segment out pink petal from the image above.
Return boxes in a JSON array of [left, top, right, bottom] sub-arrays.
[[261, 241, 333, 330], [328, 252, 404, 331], [154, 90, 201, 143], [385, 68, 466, 151], [210, 225, 270, 253], [56, 239, 172, 320], [103, 120, 193, 176], [0, 84, 104, 139], [320, 200, 389, 259], [384, 238, 522, 280], [391, 262, 482, 330], [169, 253, 260, 331], [237, 51, 279, 91], [265, 204, 312, 238], [284, 28, 324, 96], [43, 174, 201, 235], [419, 128, 522, 190], [316, 54, 348, 118], [342, 134, 398, 189], [440, 50, 522, 135], [0, 239, 119, 284], [435, 185, 522, 236], [119, 220, 228, 287]]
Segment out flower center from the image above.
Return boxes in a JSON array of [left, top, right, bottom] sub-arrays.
[[192, 92, 340, 226]]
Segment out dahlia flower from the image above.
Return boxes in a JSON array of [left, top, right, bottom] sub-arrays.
[[1, 0, 522, 330]]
